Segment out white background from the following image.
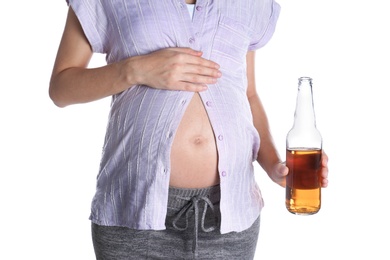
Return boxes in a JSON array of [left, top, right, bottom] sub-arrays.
[[1, 0, 389, 259]]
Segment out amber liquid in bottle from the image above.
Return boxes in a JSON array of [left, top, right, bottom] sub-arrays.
[[286, 148, 322, 215]]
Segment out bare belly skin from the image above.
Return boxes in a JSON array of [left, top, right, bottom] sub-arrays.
[[169, 93, 219, 188]]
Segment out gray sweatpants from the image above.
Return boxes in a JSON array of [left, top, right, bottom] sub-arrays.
[[92, 185, 260, 259]]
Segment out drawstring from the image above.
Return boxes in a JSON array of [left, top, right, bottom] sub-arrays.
[[172, 195, 217, 254]]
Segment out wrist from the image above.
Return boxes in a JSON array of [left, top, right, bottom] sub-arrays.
[[117, 56, 142, 87]]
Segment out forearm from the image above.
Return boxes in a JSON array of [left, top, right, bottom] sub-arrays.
[[49, 60, 133, 107], [248, 94, 282, 175], [245, 52, 281, 177], [49, 6, 137, 108]]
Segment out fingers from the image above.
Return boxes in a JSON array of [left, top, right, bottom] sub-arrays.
[[277, 163, 289, 177], [163, 50, 221, 91], [171, 47, 206, 60], [181, 64, 221, 84], [321, 151, 329, 188], [169, 47, 220, 70], [190, 55, 220, 70], [269, 162, 288, 188]]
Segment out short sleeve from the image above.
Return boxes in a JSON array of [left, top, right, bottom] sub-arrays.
[[67, 0, 109, 54], [248, 0, 281, 51]]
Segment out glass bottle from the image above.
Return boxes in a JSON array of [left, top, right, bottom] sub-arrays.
[[286, 77, 322, 215]]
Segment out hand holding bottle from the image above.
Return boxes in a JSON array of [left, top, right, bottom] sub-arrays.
[[269, 151, 328, 188]]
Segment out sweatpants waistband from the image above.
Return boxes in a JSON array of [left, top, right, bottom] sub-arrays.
[[167, 185, 221, 210]]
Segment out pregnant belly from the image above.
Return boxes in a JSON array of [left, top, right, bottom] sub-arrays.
[[169, 93, 219, 188]]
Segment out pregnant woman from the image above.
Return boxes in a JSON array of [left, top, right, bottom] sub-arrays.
[[49, 0, 328, 259]]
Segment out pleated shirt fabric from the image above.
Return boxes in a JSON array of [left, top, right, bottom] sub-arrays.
[[67, 0, 280, 234]]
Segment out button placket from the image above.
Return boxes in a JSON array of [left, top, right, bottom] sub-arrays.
[[188, 2, 207, 50]]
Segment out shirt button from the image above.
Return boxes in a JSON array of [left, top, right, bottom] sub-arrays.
[[189, 37, 195, 44], [221, 171, 227, 177], [196, 6, 203, 11], [206, 101, 212, 107], [218, 135, 224, 141]]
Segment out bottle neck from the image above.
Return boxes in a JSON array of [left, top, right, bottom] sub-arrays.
[[293, 77, 317, 129]]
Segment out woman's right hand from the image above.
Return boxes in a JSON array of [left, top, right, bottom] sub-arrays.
[[123, 48, 222, 92]]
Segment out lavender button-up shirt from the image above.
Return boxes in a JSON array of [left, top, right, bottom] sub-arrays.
[[68, 0, 280, 234]]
